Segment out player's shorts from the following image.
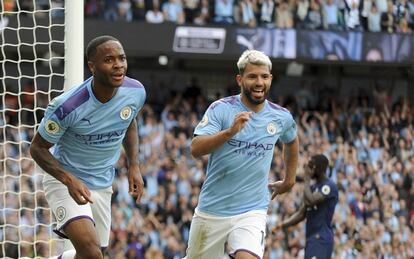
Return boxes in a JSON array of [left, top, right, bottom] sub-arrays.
[[304, 239, 334, 259], [43, 175, 113, 247], [184, 208, 267, 259]]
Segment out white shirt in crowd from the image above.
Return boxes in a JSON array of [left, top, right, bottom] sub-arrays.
[[146, 9, 165, 23]]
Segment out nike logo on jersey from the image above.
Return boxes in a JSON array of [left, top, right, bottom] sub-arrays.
[[80, 117, 92, 125]]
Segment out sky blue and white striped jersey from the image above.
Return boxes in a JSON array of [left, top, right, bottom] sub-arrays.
[[194, 94, 297, 216], [38, 76, 146, 189]]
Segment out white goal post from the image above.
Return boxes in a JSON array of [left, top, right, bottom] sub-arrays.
[[0, 1, 83, 257]]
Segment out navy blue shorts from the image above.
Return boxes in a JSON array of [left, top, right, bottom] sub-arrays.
[[304, 239, 333, 259]]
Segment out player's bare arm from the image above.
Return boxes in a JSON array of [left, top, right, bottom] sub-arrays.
[[272, 202, 306, 233], [190, 111, 252, 158], [30, 134, 93, 205], [303, 163, 325, 206], [269, 136, 299, 199], [122, 118, 144, 203]]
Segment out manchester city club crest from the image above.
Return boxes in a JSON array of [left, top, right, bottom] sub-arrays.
[[55, 206, 66, 222], [120, 106, 132, 120], [267, 122, 276, 135]]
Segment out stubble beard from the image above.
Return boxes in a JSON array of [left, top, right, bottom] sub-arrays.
[[242, 85, 267, 105]]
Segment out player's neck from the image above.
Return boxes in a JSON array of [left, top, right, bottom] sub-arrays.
[[91, 81, 117, 103], [316, 175, 327, 183], [240, 95, 265, 113]]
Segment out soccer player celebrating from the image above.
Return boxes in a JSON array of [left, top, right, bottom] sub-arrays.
[[30, 35, 146, 259], [184, 50, 299, 259], [273, 154, 338, 259]]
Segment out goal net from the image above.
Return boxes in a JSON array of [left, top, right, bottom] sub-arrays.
[[0, 1, 82, 257]]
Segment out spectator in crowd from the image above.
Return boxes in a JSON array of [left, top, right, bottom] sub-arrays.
[[306, 0, 323, 29], [397, 17, 412, 32], [376, 0, 388, 13], [118, 0, 134, 21], [295, 0, 310, 28], [162, 0, 185, 24], [394, 0, 409, 24], [85, 0, 103, 18], [360, 0, 373, 30], [368, 4, 382, 32], [345, 1, 362, 30], [183, 0, 200, 23], [3, 0, 15, 11], [146, 2, 165, 23], [237, 0, 257, 26], [104, 0, 119, 21], [132, 0, 147, 21], [276, 0, 294, 28], [214, 0, 236, 24], [381, 0, 396, 32], [409, 0, 414, 26], [258, 0, 276, 26], [194, 0, 211, 24], [322, 0, 340, 30]]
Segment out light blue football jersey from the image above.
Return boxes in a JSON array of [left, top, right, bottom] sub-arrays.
[[194, 95, 297, 216], [38, 76, 146, 189]]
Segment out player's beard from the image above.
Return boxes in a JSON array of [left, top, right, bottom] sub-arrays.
[[242, 83, 268, 105]]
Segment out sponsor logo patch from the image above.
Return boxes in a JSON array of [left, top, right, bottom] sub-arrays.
[[199, 115, 208, 127], [321, 185, 331, 195], [45, 120, 60, 134]]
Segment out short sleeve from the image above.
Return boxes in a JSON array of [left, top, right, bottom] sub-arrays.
[[319, 182, 337, 199], [138, 88, 146, 110], [38, 99, 69, 144], [194, 102, 225, 136], [279, 113, 297, 143]]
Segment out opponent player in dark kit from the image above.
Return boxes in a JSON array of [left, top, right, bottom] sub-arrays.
[[273, 154, 338, 259]]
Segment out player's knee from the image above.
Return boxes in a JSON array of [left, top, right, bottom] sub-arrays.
[[77, 243, 103, 259]]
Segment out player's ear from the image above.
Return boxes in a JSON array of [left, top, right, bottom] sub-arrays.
[[87, 61, 95, 75], [236, 74, 242, 87]]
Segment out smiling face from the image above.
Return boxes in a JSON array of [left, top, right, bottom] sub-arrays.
[[88, 40, 127, 89], [236, 63, 272, 106]]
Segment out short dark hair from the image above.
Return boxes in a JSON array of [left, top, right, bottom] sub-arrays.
[[86, 35, 120, 61], [312, 154, 329, 176]]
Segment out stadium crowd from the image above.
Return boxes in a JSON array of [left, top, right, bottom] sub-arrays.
[[1, 77, 413, 258], [82, 0, 414, 33], [3, 0, 413, 33]]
